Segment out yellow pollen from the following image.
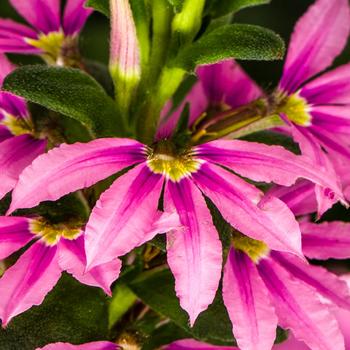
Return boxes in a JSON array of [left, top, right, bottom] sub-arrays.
[[25, 31, 65, 64], [30, 219, 82, 246], [1, 113, 34, 136], [277, 93, 312, 126], [147, 141, 201, 182], [232, 231, 269, 263]]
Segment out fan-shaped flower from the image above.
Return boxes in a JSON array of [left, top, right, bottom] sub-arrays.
[[0, 0, 92, 65], [0, 54, 46, 200]]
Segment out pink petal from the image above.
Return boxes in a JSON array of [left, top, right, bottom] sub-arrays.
[[258, 258, 345, 350], [0, 135, 47, 200], [63, 0, 93, 35], [301, 221, 350, 260], [0, 53, 15, 85], [0, 18, 38, 39], [85, 165, 175, 269], [166, 339, 237, 350], [272, 251, 350, 309], [196, 140, 343, 197], [223, 249, 277, 350], [0, 242, 62, 326], [196, 59, 262, 108], [0, 38, 40, 54], [301, 63, 350, 105], [192, 163, 303, 257], [280, 0, 350, 93], [36, 341, 118, 350], [0, 91, 29, 119], [9, 138, 145, 213], [165, 178, 222, 326], [0, 216, 34, 260], [267, 181, 318, 216], [58, 235, 121, 296], [9, 0, 61, 34]]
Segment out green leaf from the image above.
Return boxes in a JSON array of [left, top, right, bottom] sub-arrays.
[[3, 65, 126, 137], [0, 274, 109, 349], [211, 0, 271, 18], [167, 0, 184, 12], [85, 0, 109, 17], [109, 284, 137, 328], [173, 24, 285, 72], [129, 268, 236, 346]]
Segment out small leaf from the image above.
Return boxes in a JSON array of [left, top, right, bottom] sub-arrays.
[[109, 284, 137, 328], [211, 0, 271, 18], [85, 0, 109, 17], [0, 274, 109, 350], [3, 65, 126, 137], [173, 24, 285, 72]]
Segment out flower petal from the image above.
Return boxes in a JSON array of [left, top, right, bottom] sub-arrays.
[[196, 59, 262, 108], [58, 235, 122, 296], [0, 135, 47, 200], [165, 178, 222, 326], [0, 242, 62, 326], [301, 63, 350, 105], [223, 249, 277, 350], [0, 216, 34, 260], [192, 163, 303, 256], [85, 165, 174, 269], [258, 258, 345, 350], [166, 339, 236, 350], [280, 0, 350, 93], [196, 140, 343, 196], [63, 0, 93, 35], [9, 138, 145, 213], [9, 0, 61, 34], [272, 251, 350, 309], [301, 221, 350, 260], [36, 342, 118, 350]]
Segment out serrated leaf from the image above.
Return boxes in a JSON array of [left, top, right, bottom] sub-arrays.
[[173, 24, 285, 72], [211, 0, 270, 18], [0, 274, 109, 350], [85, 0, 109, 17], [3, 65, 126, 137], [129, 268, 236, 346]]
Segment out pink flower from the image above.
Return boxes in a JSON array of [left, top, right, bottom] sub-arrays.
[[36, 341, 118, 350], [0, 216, 125, 327], [0, 0, 92, 64], [0, 54, 46, 200], [275, 0, 350, 215], [6, 112, 343, 326]]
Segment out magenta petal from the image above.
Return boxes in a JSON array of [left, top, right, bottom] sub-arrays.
[[301, 221, 350, 260], [223, 249, 277, 350], [196, 140, 343, 196], [63, 0, 93, 35], [196, 59, 262, 108], [301, 63, 350, 105], [0, 19, 37, 40], [58, 235, 121, 296], [193, 163, 303, 256], [280, 0, 350, 93], [0, 92, 29, 119], [258, 258, 345, 350], [267, 181, 318, 216], [9, 0, 60, 34], [165, 178, 222, 326], [272, 251, 350, 310], [36, 341, 118, 350], [0, 135, 47, 200], [0, 54, 15, 85], [0, 216, 34, 260], [166, 339, 236, 350], [9, 138, 145, 213], [0, 38, 40, 54], [85, 165, 170, 269], [0, 242, 62, 326]]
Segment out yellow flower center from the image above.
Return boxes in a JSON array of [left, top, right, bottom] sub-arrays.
[[232, 230, 269, 263], [30, 219, 82, 246], [277, 93, 312, 126], [1, 113, 34, 136], [147, 140, 202, 182]]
